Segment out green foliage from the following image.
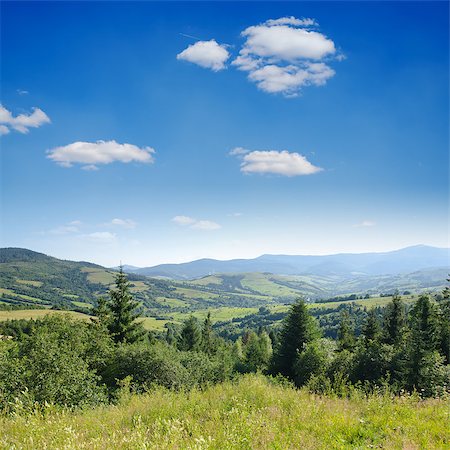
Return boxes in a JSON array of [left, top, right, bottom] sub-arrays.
[[102, 267, 144, 344], [236, 330, 272, 373], [178, 316, 202, 351], [271, 300, 320, 379], [383, 294, 406, 345]]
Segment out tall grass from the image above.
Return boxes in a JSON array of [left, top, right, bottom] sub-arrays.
[[0, 374, 448, 449]]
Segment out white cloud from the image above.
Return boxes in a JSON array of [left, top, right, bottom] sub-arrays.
[[0, 105, 50, 134], [110, 218, 137, 229], [172, 215, 197, 226], [247, 63, 334, 96], [232, 19, 338, 97], [83, 231, 117, 243], [172, 215, 221, 230], [265, 17, 318, 27], [229, 147, 250, 156], [17, 89, 29, 95], [234, 148, 322, 176], [228, 212, 243, 217], [238, 23, 335, 61], [353, 220, 376, 228], [47, 140, 155, 169], [177, 39, 230, 71]]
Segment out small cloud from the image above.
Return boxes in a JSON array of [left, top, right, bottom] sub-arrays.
[[172, 215, 197, 226], [17, 89, 29, 95], [171, 215, 221, 231], [0, 104, 50, 134], [353, 220, 376, 228], [229, 147, 249, 156], [110, 218, 137, 229], [47, 140, 155, 169], [83, 231, 117, 243], [0, 125, 10, 135], [228, 212, 243, 217], [177, 39, 230, 71], [265, 17, 318, 27], [191, 220, 221, 230], [69, 220, 82, 226], [232, 148, 323, 176]]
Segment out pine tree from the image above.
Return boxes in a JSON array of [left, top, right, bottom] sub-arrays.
[[362, 309, 381, 344], [407, 295, 441, 391], [337, 310, 355, 351], [201, 312, 216, 354], [271, 300, 319, 379], [383, 295, 406, 345], [178, 316, 202, 351], [107, 267, 143, 344]]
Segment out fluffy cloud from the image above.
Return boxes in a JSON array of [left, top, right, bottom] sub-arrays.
[[110, 218, 137, 229], [172, 216, 221, 230], [0, 105, 50, 134], [47, 140, 155, 170], [178, 17, 340, 97], [233, 17, 338, 97], [233, 148, 322, 176], [177, 40, 230, 71]]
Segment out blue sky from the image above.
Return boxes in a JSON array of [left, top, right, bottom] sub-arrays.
[[1, 1, 448, 266]]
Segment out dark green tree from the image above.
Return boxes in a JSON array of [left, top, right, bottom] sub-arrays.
[[178, 316, 202, 351], [382, 295, 406, 345], [201, 312, 216, 354], [106, 267, 143, 344], [271, 300, 319, 379], [362, 309, 381, 344], [337, 311, 355, 351]]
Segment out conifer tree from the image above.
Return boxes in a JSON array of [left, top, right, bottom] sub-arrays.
[[201, 312, 216, 354], [383, 295, 406, 345], [362, 309, 381, 344], [178, 316, 202, 351], [337, 310, 355, 351], [106, 267, 143, 344], [271, 300, 319, 379]]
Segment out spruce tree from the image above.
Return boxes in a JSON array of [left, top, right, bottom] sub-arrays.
[[362, 309, 381, 343], [201, 312, 216, 354], [178, 316, 202, 351], [271, 300, 319, 379], [337, 310, 355, 351], [383, 295, 406, 345], [107, 267, 143, 343]]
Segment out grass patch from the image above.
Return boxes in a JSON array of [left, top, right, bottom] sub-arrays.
[[0, 309, 90, 322], [0, 374, 447, 449]]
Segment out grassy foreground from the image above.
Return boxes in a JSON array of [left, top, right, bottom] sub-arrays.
[[1, 375, 448, 450]]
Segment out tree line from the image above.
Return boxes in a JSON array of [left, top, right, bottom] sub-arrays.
[[0, 269, 448, 413]]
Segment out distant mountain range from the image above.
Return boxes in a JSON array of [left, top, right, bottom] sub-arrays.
[[123, 245, 449, 280]]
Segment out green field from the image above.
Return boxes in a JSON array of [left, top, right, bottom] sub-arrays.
[[0, 374, 447, 449], [0, 309, 90, 322]]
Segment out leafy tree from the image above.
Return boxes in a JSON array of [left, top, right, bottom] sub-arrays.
[[271, 300, 320, 379], [382, 295, 406, 345], [237, 330, 272, 373], [178, 316, 202, 351], [294, 338, 335, 387], [104, 267, 144, 344]]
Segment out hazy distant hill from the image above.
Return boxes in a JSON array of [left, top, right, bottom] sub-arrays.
[[128, 245, 449, 280]]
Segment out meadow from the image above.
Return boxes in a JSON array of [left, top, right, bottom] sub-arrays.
[[0, 374, 447, 449]]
